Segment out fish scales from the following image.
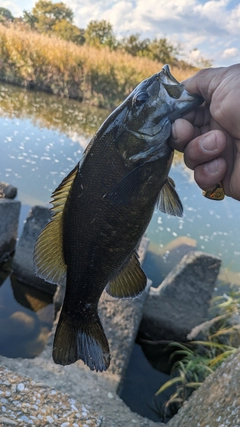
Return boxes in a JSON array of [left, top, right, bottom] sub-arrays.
[[34, 65, 203, 372]]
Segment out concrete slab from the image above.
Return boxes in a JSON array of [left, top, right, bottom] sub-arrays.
[[12, 206, 54, 294], [140, 251, 221, 342], [0, 199, 21, 265]]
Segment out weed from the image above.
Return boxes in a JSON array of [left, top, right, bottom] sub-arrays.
[[0, 23, 198, 108], [154, 290, 240, 420]]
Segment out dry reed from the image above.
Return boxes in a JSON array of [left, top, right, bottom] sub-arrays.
[[0, 23, 198, 108]]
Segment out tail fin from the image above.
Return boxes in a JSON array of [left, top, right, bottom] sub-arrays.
[[53, 309, 110, 372]]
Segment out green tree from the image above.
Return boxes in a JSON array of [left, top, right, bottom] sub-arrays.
[[147, 37, 179, 64], [119, 33, 150, 56], [23, 0, 85, 45], [53, 19, 85, 44], [22, 10, 38, 28], [32, 0, 74, 33], [0, 7, 14, 22], [85, 20, 116, 49]]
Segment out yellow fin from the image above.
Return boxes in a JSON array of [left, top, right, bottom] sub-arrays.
[[202, 182, 225, 201], [157, 177, 183, 217], [106, 252, 146, 298], [33, 165, 78, 285]]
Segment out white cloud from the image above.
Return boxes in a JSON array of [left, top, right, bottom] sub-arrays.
[[222, 47, 238, 58]]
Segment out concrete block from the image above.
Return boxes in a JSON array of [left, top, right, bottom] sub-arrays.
[[0, 199, 21, 265], [140, 251, 221, 342], [0, 181, 18, 199], [12, 206, 55, 294]]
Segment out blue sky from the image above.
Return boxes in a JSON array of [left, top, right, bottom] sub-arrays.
[[2, 0, 240, 67]]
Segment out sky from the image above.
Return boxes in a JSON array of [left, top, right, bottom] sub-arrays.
[[2, 0, 240, 67]]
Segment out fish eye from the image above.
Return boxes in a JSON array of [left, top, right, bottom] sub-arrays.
[[133, 92, 149, 107]]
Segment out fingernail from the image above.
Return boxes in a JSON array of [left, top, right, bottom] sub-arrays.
[[206, 159, 218, 174], [201, 133, 217, 151]]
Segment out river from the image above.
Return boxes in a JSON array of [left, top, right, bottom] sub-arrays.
[[0, 82, 239, 421]]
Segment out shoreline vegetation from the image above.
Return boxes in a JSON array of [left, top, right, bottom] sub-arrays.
[[0, 22, 199, 109]]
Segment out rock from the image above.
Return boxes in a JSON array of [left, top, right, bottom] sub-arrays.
[[0, 199, 21, 265], [99, 279, 152, 378], [143, 236, 197, 287], [187, 316, 222, 341], [0, 366, 102, 427], [140, 251, 221, 342], [137, 235, 150, 265], [188, 313, 240, 349], [167, 349, 240, 427], [53, 282, 65, 312], [158, 236, 197, 275], [0, 181, 18, 199], [12, 206, 55, 294]]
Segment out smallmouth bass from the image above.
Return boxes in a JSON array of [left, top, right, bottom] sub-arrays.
[[34, 65, 203, 372]]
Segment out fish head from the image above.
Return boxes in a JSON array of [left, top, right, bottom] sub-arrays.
[[120, 64, 203, 162]]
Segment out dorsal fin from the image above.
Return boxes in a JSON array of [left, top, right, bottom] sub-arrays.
[[33, 165, 78, 285]]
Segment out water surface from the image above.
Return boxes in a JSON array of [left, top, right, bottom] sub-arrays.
[[0, 82, 239, 419], [1, 82, 239, 278]]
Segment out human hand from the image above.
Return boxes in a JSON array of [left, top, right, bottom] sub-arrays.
[[169, 64, 240, 201]]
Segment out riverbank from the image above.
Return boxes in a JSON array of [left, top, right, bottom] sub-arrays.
[[0, 23, 197, 109]]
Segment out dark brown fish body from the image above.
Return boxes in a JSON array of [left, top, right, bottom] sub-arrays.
[[34, 65, 203, 371]]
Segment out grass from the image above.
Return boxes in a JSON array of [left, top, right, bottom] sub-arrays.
[[0, 22, 198, 108], [154, 289, 240, 420]]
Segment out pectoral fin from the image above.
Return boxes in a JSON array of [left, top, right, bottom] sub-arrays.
[[106, 166, 142, 205], [106, 252, 147, 298], [33, 165, 78, 285], [157, 177, 183, 217]]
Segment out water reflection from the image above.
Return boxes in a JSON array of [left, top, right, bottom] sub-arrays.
[[147, 165, 240, 277], [0, 82, 109, 205], [0, 273, 53, 358]]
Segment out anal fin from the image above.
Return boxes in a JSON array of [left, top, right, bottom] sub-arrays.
[[106, 252, 147, 298]]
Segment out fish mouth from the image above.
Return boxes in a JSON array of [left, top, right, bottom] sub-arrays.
[[160, 64, 204, 120], [161, 64, 180, 85]]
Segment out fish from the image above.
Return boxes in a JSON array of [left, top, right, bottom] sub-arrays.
[[34, 65, 203, 372]]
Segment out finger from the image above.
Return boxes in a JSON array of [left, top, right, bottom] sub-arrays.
[[194, 158, 227, 191], [169, 119, 195, 151], [183, 130, 227, 170], [181, 67, 226, 103], [181, 102, 210, 128]]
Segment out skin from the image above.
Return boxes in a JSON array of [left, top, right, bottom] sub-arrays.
[[169, 64, 240, 201]]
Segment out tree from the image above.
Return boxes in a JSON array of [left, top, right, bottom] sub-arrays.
[[32, 0, 74, 33], [0, 7, 14, 22], [85, 20, 116, 49], [53, 20, 85, 45], [23, 10, 38, 28], [119, 33, 150, 56], [147, 37, 179, 65], [23, 0, 85, 44]]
